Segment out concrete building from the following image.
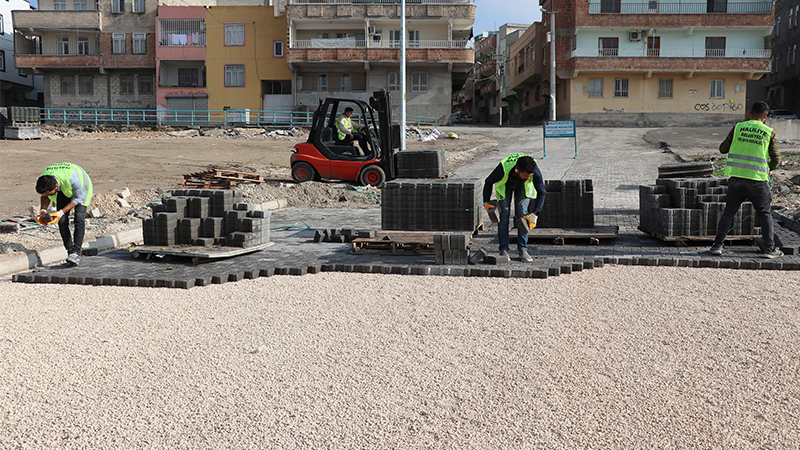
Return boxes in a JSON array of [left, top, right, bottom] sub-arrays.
[[13, 0, 157, 109], [286, 0, 475, 124], [764, 0, 799, 114], [508, 22, 542, 125], [509, 0, 774, 127], [155, 5, 207, 115], [1, 0, 43, 106]]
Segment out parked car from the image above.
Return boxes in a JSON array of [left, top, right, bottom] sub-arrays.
[[450, 112, 474, 124], [768, 109, 797, 119]]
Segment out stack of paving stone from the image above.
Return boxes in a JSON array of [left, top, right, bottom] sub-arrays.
[[433, 232, 470, 265], [639, 177, 759, 238], [0, 106, 41, 139], [381, 178, 483, 231], [537, 179, 594, 228], [396, 149, 446, 178], [142, 189, 270, 248]]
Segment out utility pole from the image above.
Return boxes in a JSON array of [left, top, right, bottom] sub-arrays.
[[542, 8, 557, 121], [400, 0, 407, 150]]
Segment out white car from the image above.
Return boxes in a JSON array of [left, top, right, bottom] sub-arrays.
[[768, 109, 797, 119]]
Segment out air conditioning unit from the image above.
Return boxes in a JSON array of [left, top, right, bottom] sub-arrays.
[[368, 26, 376, 35], [629, 31, 643, 41]]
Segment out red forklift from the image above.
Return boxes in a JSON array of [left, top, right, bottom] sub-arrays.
[[290, 90, 399, 187]]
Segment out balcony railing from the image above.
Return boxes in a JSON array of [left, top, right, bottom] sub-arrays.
[[588, 1, 772, 14], [573, 47, 771, 58], [289, 0, 471, 4], [292, 38, 470, 49]]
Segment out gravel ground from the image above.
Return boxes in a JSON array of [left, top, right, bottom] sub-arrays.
[[1, 266, 799, 448]]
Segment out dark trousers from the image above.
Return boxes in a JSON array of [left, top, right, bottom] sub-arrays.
[[56, 192, 87, 255], [351, 132, 369, 154], [713, 177, 774, 251], [497, 183, 531, 252]]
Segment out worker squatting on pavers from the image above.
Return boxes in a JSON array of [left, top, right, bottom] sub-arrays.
[[483, 153, 547, 263], [35, 162, 94, 266], [710, 101, 783, 259]]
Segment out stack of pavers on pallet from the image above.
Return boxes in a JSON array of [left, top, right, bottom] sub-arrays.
[[0, 106, 41, 140], [142, 189, 270, 248], [433, 232, 471, 264], [381, 178, 483, 231], [537, 179, 594, 228], [639, 177, 759, 238], [396, 149, 446, 178]]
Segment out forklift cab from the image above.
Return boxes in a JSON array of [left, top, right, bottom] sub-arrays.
[[310, 99, 381, 161]]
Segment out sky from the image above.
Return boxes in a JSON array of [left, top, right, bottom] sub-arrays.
[[472, 0, 541, 36]]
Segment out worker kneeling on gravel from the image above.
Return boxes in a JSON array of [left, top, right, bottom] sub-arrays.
[[35, 162, 93, 266], [484, 153, 546, 262], [710, 101, 782, 259]]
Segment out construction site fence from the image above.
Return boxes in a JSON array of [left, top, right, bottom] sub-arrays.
[[39, 108, 438, 129]]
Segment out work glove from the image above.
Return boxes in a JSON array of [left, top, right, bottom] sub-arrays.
[[484, 202, 495, 214], [37, 210, 62, 226], [484, 201, 499, 224]]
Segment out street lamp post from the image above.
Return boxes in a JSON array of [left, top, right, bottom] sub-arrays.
[[542, 8, 557, 121]]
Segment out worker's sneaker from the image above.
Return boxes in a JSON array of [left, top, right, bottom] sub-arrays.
[[518, 249, 533, 262], [709, 245, 723, 256], [499, 249, 509, 258], [762, 248, 784, 259], [66, 253, 80, 266]]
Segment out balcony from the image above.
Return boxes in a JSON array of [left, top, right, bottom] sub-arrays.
[[292, 38, 469, 48], [587, 1, 772, 14], [572, 47, 771, 58], [12, 10, 103, 31], [289, 0, 471, 4], [289, 38, 473, 63]]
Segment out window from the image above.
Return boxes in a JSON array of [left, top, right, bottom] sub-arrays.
[[133, 33, 146, 54], [78, 36, 89, 55], [225, 23, 244, 46], [658, 78, 673, 98], [601, 0, 620, 13], [705, 37, 725, 57], [225, 65, 245, 87], [710, 79, 724, 98], [0, 50, 4, 72], [79, 75, 93, 94], [589, 78, 603, 97], [372, 30, 382, 43], [58, 37, 69, 55], [178, 68, 198, 87], [113, 33, 126, 54], [133, 0, 145, 13], [120, 75, 134, 94], [317, 33, 329, 39], [412, 71, 428, 92], [535, 85, 540, 101], [790, 44, 797, 66], [61, 75, 75, 94], [614, 78, 628, 98], [776, 16, 781, 36], [112, 0, 124, 13], [317, 73, 328, 90], [139, 74, 153, 94], [75, 0, 87, 10], [408, 29, 420, 48], [647, 36, 660, 56], [707, 0, 727, 13], [262, 80, 291, 94], [389, 29, 401, 48], [54, 0, 66, 10], [388, 72, 399, 91], [341, 73, 351, 91], [19, 69, 27, 77], [0, 14, 3, 34], [336, 33, 348, 39], [273, 40, 284, 58], [524, 90, 529, 106], [599, 37, 618, 56], [297, 76, 303, 91]]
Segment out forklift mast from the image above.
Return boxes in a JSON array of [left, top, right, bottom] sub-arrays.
[[370, 90, 398, 181]]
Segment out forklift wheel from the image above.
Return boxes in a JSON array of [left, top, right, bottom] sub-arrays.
[[359, 165, 386, 187], [292, 162, 317, 183]]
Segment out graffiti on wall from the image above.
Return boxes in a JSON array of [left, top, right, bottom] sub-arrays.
[[602, 107, 625, 113], [694, 100, 743, 112]]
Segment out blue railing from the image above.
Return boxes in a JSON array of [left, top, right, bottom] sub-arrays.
[[39, 108, 438, 128]]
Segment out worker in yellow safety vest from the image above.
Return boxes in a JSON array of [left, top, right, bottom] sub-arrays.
[[483, 153, 547, 262], [336, 107, 368, 154], [35, 162, 93, 266], [710, 101, 782, 258]]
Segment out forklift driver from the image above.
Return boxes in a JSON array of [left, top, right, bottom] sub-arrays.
[[336, 107, 369, 155]]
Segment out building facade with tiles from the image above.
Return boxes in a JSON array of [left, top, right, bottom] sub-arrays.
[[507, 0, 774, 126]]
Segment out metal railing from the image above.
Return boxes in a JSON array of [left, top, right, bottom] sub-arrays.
[[39, 108, 438, 128], [588, 1, 772, 14], [572, 47, 771, 58], [292, 38, 469, 49]]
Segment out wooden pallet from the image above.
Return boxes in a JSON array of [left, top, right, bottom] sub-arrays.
[[214, 170, 263, 182], [351, 230, 473, 255], [180, 169, 263, 190], [178, 179, 237, 189]]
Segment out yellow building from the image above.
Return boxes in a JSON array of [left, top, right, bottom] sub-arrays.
[[205, 5, 292, 119]]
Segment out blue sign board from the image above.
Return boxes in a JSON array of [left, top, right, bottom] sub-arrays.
[[543, 120, 576, 138]]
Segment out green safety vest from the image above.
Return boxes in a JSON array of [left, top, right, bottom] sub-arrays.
[[41, 162, 93, 206], [494, 153, 537, 200], [723, 119, 772, 182], [336, 114, 352, 141]]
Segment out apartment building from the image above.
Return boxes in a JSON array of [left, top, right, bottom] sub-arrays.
[[510, 0, 774, 126], [286, 0, 475, 124], [155, 5, 207, 113], [764, 0, 800, 113], [508, 22, 542, 124], [13, 0, 157, 109], [1, 0, 43, 106]]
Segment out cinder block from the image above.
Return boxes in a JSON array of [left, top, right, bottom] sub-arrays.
[[469, 247, 488, 265]]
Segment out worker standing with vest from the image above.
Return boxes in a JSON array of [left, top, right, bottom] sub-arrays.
[[484, 153, 546, 262], [336, 107, 368, 154], [710, 101, 782, 259], [35, 162, 93, 266]]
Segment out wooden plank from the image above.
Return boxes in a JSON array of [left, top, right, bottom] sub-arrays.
[[526, 226, 619, 239], [214, 170, 264, 182], [131, 242, 273, 260]]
